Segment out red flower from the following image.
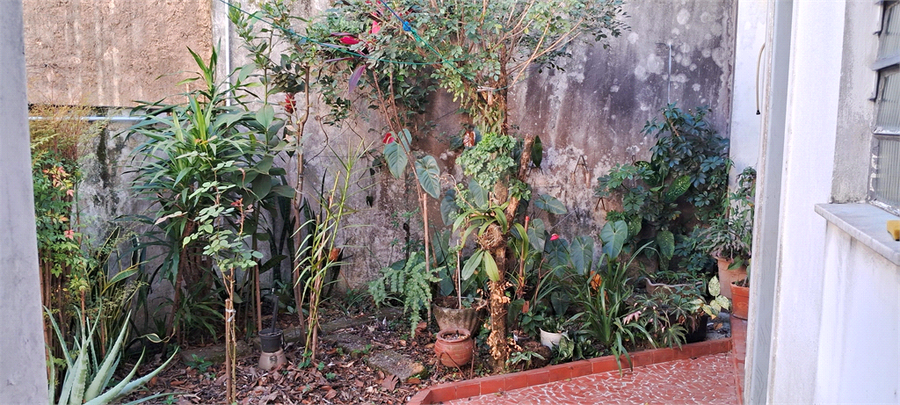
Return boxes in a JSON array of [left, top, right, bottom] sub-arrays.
[[371, 21, 381, 35], [284, 93, 296, 114], [382, 132, 395, 144], [550, 234, 559, 241], [340, 36, 360, 45]]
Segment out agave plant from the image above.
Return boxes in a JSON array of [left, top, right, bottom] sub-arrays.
[[47, 307, 177, 405]]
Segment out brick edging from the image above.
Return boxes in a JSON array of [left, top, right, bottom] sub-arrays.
[[408, 338, 733, 405]]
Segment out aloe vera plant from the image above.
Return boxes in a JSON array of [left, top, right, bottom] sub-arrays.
[[47, 307, 177, 405]]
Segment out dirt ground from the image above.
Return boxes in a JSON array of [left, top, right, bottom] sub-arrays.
[[123, 306, 497, 405]]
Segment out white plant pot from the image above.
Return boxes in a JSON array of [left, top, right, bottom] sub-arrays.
[[539, 329, 563, 348]]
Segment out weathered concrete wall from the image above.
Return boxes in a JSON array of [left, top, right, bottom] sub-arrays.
[[23, 0, 212, 106], [0, 0, 50, 401], [509, 0, 737, 237], [25, 0, 739, 293]]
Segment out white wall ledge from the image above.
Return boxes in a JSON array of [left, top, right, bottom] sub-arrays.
[[815, 203, 900, 266]]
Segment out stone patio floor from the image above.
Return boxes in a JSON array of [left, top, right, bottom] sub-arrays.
[[429, 318, 748, 405]]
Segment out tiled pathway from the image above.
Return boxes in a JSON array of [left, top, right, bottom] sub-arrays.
[[432, 318, 748, 405], [445, 352, 738, 405]]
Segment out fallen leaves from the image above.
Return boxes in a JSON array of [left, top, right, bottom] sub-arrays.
[[381, 374, 399, 391]]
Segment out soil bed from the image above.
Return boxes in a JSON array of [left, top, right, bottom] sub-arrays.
[[122, 306, 731, 404]]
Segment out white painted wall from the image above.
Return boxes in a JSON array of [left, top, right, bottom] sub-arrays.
[[728, 0, 766, 173], [815, 221, 900, 403], [751, 0, 900, 402], [764, 0, 842, 403]]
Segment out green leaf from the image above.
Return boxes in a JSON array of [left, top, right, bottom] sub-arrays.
[[440, 189, 458, 225], [469, 179, 487, 209], [656, 230, 675, 260], [106, 268, 138, 285], [664, 175, 692, 203], [601, 220, 628, 258], [483, 251, 500, 282], [462, 250, 483, 280], [383, 140, 408, 179], [534, 194, 567, 215], [708, 276, 721, 296], [414, 155, 441, 199], [270, 185, 295, 198], [398, 129, 413, 153], [531, 135, 543, 168], [527, 218, 546, 252], [256, 104, 275, 129], [255, 155, 275, 173], [715, 295, 731, 311], [250, 175, 273, 201], [569, 235, 595, 276]]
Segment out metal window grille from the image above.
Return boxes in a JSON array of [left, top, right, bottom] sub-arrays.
[[871, 2, 900, 210]]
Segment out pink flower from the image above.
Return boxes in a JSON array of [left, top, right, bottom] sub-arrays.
[[550, 234, 559, 241], [64, 229, 75, 239], [340, 36, 360, 45], [382, 132, 395, 144], [371, 21, 381, 35]]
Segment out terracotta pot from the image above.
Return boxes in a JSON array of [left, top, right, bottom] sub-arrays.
[[434, 328, 474, 367], [433, 297, 484, 334], [731, 283, 750, 320], [716, 257, 748, 299]]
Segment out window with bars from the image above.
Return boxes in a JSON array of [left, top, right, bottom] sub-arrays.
[[871, 1, 900, 212]]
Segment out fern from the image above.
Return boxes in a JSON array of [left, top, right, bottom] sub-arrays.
[[368, 252, 440, 337]]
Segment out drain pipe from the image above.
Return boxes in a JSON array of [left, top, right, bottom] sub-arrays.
[[28, 115, 144, 122]]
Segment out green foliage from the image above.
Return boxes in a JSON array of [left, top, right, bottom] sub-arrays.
[[47, 307, 177, 405], [697, 167, 756, 262], [127, 46, 290, 341], [368, 252, 440, 337], [32, 152, 89, 277], [506, 350, 545, 370], [296, 141, 371, 356], [569, 221, 653, 371], [596, 104, 730, 271], [457, 133, 520, 194], [185, 354, 213, 373]]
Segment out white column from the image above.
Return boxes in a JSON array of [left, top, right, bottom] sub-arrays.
[[0, 0, 50, 403], [765, 0, 843, 403]]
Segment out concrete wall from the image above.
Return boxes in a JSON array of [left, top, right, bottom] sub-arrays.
[[0, 0, 50, 401], [23, 0, 212, 106], [23, 0, 740, 292], [511, 0, 737, 237]]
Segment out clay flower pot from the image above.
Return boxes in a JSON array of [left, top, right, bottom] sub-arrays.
[[434, 328, 474, 367], [716, 257, 748, 299], [731, 283, 750, 320], [433, 297, 484, 334]]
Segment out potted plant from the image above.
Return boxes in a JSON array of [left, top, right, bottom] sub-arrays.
[[730, 266, 751, 319], [434, 328, 475, 367], [698, 167, 756, 299]]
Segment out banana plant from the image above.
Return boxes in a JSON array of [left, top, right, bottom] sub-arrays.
[[47, 307, 177, 405]]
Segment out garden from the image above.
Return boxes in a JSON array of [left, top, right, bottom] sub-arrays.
[[33, 1, 753, 404]]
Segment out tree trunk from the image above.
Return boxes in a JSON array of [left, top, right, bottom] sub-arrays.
[[486, 247, 510, 372]]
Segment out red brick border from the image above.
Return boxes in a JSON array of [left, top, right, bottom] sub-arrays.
[[407, 338, 733, 405]]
